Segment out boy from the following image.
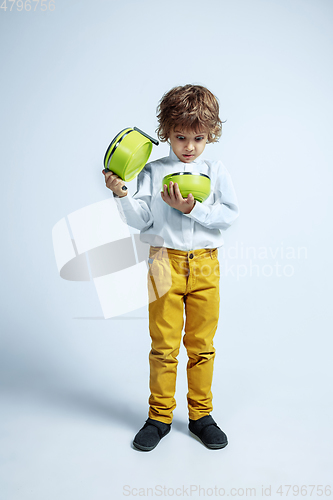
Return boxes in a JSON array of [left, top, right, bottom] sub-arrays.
[[102, 84, 239, 451]]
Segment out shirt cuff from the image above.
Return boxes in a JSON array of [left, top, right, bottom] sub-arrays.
[[183, 200, 208, 221], [113, 192, 139, 215], [113, 191, 128, 200]]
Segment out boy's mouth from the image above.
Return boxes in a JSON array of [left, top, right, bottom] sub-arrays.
[[183, 154, 194, 158]]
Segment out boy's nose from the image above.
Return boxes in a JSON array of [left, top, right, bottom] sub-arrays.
[[185, 142, 194, 151]]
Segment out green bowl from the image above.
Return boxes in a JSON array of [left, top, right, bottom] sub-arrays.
[[162, 172, 211, 203], [104, 127, 158, 182]]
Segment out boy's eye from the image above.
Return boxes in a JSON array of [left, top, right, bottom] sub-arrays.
[[176, 136, 204, 141]]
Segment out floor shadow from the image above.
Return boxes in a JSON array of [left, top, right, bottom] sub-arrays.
[[42, 384, 144, 430], [2, 375, 145, 432]]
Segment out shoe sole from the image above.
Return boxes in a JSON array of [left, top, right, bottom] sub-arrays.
[[189, 430, 228, 450], [132, 441, 158, 452]]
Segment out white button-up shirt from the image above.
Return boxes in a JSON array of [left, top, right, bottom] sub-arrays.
[[113, 146, 239, 251]]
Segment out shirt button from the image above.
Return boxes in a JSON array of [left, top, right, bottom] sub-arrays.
[[189, 253, 194, 259]]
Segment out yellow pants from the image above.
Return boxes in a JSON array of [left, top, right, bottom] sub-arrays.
[[147, 246, 220, 424]]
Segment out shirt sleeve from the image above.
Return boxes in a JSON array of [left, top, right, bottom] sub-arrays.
[[184, 162, 240, 230], [113, 166, 154, 231]]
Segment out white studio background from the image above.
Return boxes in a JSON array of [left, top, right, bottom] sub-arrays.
[[1, 0, 333, 498]]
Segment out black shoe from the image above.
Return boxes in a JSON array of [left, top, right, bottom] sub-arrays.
[[133, 418, 171, 451], [189, 415, 228, 449]]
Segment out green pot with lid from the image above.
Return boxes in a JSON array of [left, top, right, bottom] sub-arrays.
[[103, 127, 159, 188]]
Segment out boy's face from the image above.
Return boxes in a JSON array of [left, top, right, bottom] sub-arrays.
[[168, 128, 209, 163]]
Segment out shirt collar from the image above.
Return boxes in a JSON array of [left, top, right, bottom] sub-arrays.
[[169, 145, 202, 165]]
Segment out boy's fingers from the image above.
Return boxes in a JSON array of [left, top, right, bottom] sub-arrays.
[[174, 183, 182, 199]]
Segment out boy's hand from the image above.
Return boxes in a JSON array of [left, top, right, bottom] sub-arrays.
[[102, 170, 128, 197], [161, 181, 196, 214]]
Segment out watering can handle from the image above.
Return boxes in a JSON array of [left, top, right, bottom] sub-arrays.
[[134, 127, 159, 146]]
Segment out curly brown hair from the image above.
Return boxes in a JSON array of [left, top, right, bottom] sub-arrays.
[[156, 84, 223, 144]]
